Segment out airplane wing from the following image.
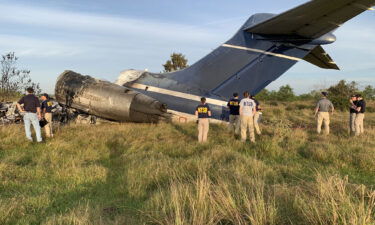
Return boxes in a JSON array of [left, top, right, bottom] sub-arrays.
[[303, 46, 339, 70], [245, 0, 375, 38]]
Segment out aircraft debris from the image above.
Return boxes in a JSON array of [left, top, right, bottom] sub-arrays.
[[55, 70, 171, 123]]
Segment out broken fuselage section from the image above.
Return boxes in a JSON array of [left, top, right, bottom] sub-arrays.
[[55, 71, 170, 123]]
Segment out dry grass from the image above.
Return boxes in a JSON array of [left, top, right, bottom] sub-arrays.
[[147, 175, 277, 225], [0, 102, 374, 224]]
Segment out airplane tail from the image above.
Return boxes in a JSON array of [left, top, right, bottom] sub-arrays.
[[168, 14, 314, 98], [167, 0, 374, 98]]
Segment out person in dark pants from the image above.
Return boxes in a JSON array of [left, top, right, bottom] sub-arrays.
[[16, 87, 42, 142], [355, 94, 366, 136], [40, 93, 54, 138], [227, 93, 240, 134], [195, 97, 211, 143]]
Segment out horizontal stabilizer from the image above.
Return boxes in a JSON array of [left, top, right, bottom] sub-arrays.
[[303, 46, 339, 70], [245, 0, 375, 38]]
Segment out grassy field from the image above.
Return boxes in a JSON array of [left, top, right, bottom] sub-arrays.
[[0, 101, 374, 225]]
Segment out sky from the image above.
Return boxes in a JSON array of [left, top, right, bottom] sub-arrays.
[[0, 0, 374, 94]]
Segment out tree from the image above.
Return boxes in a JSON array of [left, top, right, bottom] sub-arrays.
[[163, 53, 188, 72], [0, 52, 40, 100], [254, 85, 296, 102], [362, 85, 375, 100], [327, 80, 358, 111], [271, 85, 296, 101], [255, 89, 271, 101]]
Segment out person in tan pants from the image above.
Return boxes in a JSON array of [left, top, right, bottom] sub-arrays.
[[314, 92, 334, 135], [239, 91, 256, 142], [251, 95, 262, 135], [227, 93, 240, 135], [40, 94, 54, 138], [354, 94, 366, 136], [316, 112, 330, 134], [195, 97, 211, 143]]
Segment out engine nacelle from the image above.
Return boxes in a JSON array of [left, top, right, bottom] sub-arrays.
[[310, 33, 336, 45], [55, 70, 170, 123]]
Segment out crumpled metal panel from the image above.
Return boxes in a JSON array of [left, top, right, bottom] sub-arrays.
[[115, 69, 146, 86], [0, 102, 22, 124]]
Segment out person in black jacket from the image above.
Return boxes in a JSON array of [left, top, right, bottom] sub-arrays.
[[195, 97, 212, 143], [354, 94, 366, 136], [40, 93, 54, 138], [227, 93, 240, 134]]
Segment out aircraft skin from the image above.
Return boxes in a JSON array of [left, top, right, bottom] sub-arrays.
[[57, 0, 375, 123]]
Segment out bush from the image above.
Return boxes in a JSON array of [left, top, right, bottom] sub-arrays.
[[0, 90, 22, 102], [327, 80, 358, 111], [256, 85, 296, 102], [366, 106, 375, 113]]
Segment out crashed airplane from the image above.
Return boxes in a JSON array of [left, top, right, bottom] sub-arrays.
[[55, 0, 375, 123]]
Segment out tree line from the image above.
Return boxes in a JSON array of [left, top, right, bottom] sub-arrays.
[[256, 81, 375, 111]]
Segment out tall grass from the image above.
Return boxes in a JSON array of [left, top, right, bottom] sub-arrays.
[[0, 101, 374, 224], [295, 174, 375, 225], [147, 174, 277, 225]]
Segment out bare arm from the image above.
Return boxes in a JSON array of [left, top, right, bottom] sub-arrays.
[[208, 111, 212, 117], [195, 110, 198, 117], [314, 107, 319, 116], [36, 107, 41, 119], [16, 103, 24, 112], [314, 101, 320, 116]]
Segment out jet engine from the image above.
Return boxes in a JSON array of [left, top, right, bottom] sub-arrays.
[[55, 70, 170, 123]]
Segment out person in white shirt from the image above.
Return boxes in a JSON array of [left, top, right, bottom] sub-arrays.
[[239, 91, 256, 143]]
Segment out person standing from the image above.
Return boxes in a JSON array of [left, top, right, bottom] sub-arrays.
[[40, 93, 54, 138], [349, 95, 357, 135], [195, 97, 211, 143], [355, 94, 366, 136], [16, 87, 42, 142], [239, 91, 256, 143], [314, 92, 334, 135], [227, 93, 240, 134], [251, 95, 262, 135]]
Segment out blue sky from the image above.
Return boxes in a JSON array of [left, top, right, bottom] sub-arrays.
[[0, 0, 374, 94]]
